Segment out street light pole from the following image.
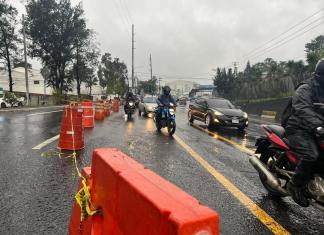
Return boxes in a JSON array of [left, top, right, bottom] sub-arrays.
[[22, 14, 30, 106], [131, 24, 134, 91]]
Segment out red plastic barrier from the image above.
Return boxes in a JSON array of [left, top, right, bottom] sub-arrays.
[[82, 100, 94, 128], [69, 148, 219, 235], [69, 167, 93, 235], [58, 106, 84, 151]]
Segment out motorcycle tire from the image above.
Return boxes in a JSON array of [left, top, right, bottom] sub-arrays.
[[168, 120, 176, 136], [259, 149, 286, 198]]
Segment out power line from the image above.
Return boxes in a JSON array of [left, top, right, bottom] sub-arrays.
[[246, 15, 324, 59], [249, 20, 324, 60], [242, 8, 324, 58], [120, 0, 133, 24], [112, 0, 131, 37]]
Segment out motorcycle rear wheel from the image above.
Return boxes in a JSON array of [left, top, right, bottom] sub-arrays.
[[259, 149, 287, 198]]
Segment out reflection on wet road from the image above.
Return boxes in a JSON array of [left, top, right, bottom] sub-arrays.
[[0, 106, 323, 234]]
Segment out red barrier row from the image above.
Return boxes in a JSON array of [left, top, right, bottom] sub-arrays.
[[69, 148, 219, 235]]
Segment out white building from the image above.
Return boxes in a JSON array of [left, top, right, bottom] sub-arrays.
[[165, 80, 199, 97], [0, 67, 52, 95], [0, 67, 103, 96]]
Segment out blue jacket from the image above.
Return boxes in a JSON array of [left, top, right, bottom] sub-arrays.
[[157, 94, 175, 107]]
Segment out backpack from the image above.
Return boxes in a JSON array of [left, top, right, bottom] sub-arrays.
[[281, 80, 311, 127]]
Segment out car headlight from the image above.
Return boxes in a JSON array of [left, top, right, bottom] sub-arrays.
[[214, 110, 224, 116], [243, 112, 248, 119]]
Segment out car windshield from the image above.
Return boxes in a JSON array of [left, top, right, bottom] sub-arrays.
[[207, 99, 235, 109], [143, 97, 156, 103]]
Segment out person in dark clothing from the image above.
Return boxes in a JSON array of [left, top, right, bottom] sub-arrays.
[[156, 86, 176, 121], [124, 91, 136, 112], [286, 58, 324, 207]]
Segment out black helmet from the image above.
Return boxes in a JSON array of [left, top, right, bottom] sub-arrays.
[[127, 91, 133, 97], [315, 58, 324, 80], [162, 86, 171, 95]]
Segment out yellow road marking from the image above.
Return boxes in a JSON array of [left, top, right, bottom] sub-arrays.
[[191, 124, 255, 155], [173, 134, 290, 235]]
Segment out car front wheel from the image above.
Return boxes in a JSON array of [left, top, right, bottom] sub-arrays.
[[1, 103, 6, 108], [188, 110, 194, 123], [205, 114, 213, 129]]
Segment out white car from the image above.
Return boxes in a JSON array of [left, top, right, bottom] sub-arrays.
[[138, 96, 158, 117], [0, 94, 25, 108]]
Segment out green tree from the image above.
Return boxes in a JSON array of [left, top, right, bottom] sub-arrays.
[[25, 0, 87, 94], [0, 0, 20, 92], [305, 35, 324, 72], [138, 76, 157, 95], [98, 53, 128, 96]]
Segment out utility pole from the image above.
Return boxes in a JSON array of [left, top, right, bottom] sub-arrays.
[[233, 61, 239, 77], [22, 14, 30, 106], [131, 24, 134, 91], [150, 54, 153, 80], [158, 77, 161, 94]]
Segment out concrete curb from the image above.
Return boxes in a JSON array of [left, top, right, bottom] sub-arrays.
[[0, 105, 65, 113]]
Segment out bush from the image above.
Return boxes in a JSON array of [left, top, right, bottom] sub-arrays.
[[4, 91, 18, 107]]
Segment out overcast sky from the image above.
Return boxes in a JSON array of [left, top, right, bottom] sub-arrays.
[[11, 0, 324, 84]]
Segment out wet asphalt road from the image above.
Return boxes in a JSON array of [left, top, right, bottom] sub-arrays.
[[0, 106, 323, 234]]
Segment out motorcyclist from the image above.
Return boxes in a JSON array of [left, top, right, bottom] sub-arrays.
[[156, 86, 176, 121], [124, 91, 135, 112], [285, 58, 324, 207]]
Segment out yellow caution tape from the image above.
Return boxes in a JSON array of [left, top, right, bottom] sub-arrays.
[[75, 179, 98, 221]]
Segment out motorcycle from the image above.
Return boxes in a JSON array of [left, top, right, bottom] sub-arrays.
[[154, 103, 176, 136], [124, 100, 136, 119], [250, 103, 324, 211]]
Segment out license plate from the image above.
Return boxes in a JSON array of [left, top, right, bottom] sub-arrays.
[[232, 119, 239, 124]]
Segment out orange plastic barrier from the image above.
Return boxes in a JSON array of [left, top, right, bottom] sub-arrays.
[[69, 148, 219, 235], [95, 102, 105, 121], [113, 100, 119, 112], [58, 106, 84, 151], [81, 100, 94, 128]]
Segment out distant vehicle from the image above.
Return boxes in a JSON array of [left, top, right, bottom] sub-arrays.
[[0, 93, 25, 108], [124, 100, 136, 119], [188, 97, 248, 131], [178, 97, 187, 106], [138, 96, 157, 117], [154, 102, 176, 136]]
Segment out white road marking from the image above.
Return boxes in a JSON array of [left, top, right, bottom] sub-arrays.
[[27, 110, 63, 116], [32, 134, 60, 150]]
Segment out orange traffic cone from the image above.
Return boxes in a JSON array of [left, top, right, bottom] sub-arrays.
[[103, 101, 110, 117], [95, 102, 105, 121], [81, 100, 94, 128], [113, 99, 119, 112], [58, 105, 84, 151]]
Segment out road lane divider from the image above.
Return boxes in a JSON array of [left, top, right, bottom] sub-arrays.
[[32, 134, 59, 150], [69, 148, 220, 235], [173, 134, 290, 235], [27, 110, 63, 116], [191, 124, 255, 155]]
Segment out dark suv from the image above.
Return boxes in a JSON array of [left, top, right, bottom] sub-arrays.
[[188, 97, 248, 130]]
